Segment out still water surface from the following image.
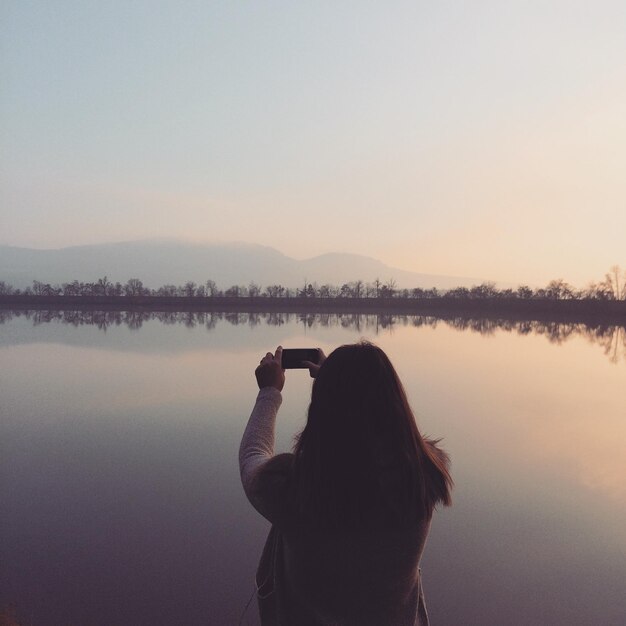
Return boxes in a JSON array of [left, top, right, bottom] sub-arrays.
[[1, 313, 625, 625]]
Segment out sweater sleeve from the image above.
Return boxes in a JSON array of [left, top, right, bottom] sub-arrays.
[[239, 386, 283, 520]]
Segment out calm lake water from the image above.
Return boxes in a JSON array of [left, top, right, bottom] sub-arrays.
[[1, 311, 625, 626]]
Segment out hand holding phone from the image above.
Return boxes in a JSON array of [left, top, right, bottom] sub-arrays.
[[255, 347, 285, 391], [281, 347, 326, 378]]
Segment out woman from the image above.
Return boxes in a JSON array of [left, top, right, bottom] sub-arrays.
[[239, 342, 452, 625]]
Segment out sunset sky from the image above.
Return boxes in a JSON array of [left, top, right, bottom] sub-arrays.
[[1, 1, 625, 286]]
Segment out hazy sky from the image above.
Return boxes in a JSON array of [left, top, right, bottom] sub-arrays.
[[1, 1, 625, 285]]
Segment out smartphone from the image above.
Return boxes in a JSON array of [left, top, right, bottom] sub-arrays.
[[281, 348, 320, 369]]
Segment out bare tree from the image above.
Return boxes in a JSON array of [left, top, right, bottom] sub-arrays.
[[374, 278, 381, 298], [544, 279, 574, 300], [318, 284, 332, 298], [516, 285, 533, 299], [606, 265, 624, 300], [379, 279, 397, 298], [205, 280, 219, 297], [96, 276, 111, 296], [299, 282, 316, 298], [265, 284, 285, 298], [124, 278, 145, 296], [225, 285, 243, 297], [469, 282, 498, 299], [183, 281, 197, 297], [445, 286, 470, 299], [157, 284, 178, 296]]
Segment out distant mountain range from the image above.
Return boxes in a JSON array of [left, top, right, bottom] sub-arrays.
[[0, 240, 479, 290]]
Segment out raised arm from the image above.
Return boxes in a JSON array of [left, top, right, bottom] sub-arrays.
[[239, 386, 282, 494], [239, 347, 285, 520]]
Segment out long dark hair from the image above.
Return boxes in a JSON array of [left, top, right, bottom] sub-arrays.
[[293, 342, 452, 529]]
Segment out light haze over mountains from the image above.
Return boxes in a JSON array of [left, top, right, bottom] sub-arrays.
[[0, 240, 478, 291]]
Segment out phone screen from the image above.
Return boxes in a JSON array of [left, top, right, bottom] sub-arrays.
[[281, 348, 320, 369]]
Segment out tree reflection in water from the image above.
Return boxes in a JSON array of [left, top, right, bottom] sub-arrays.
[[1, 309, 624, 363]]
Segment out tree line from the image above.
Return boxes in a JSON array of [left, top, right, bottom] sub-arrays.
[[0, 266, 624, 301]]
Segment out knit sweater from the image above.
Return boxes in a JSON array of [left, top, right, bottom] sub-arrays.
[[240, 387, 432, 626]]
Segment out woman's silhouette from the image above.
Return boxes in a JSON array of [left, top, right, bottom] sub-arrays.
[[240, 342, 452, 625]]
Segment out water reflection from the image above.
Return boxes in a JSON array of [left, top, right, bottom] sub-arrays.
[[1, 314, 625, 625], [1, 309, 625, 363]]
